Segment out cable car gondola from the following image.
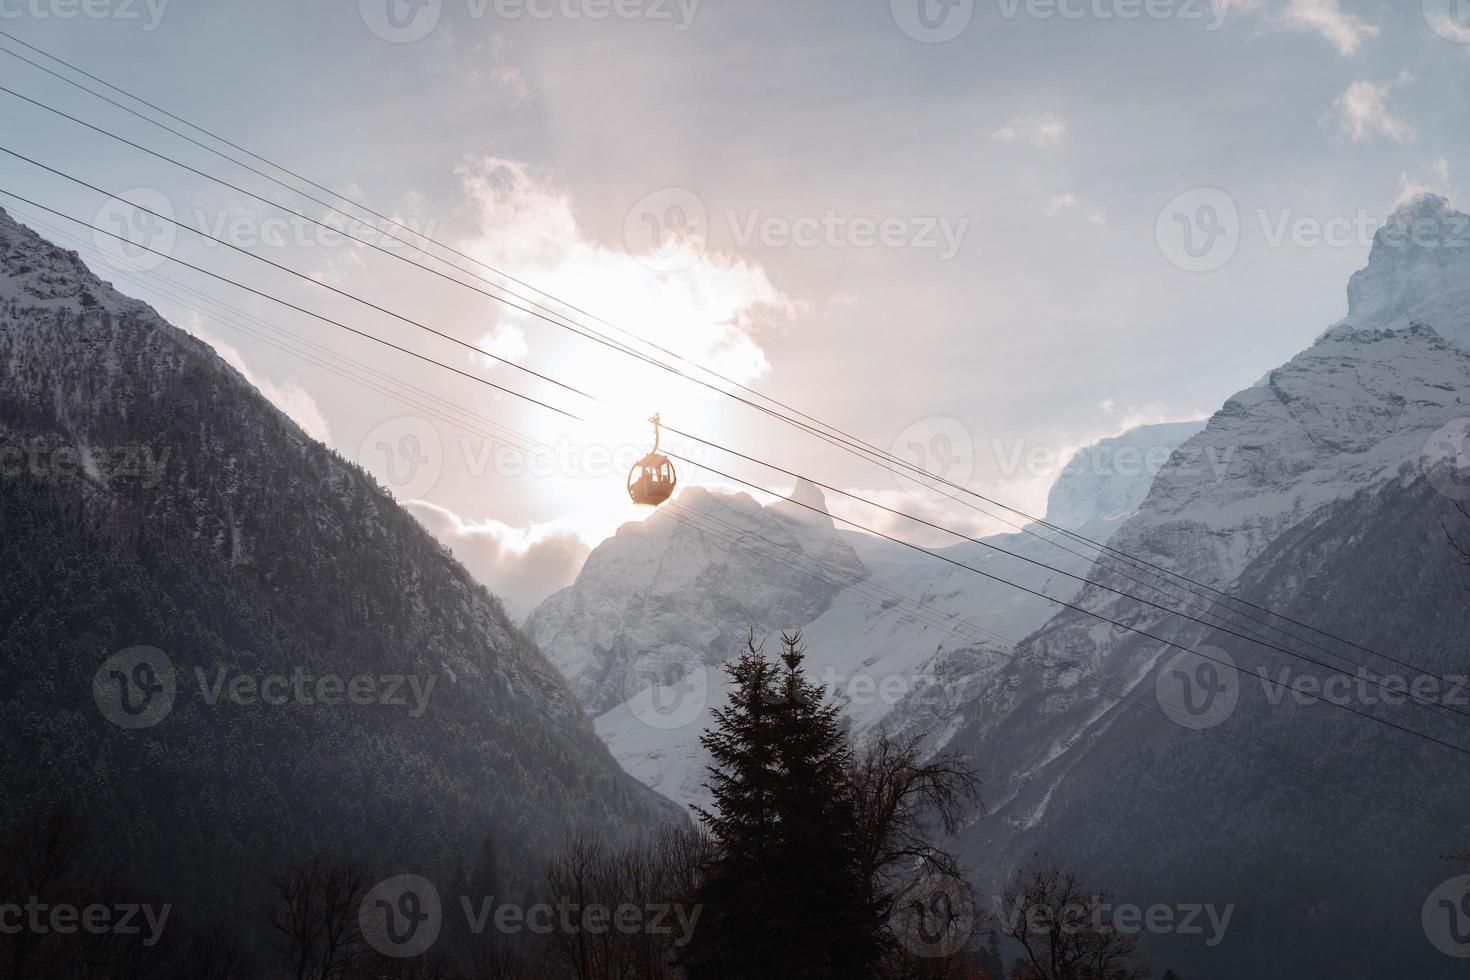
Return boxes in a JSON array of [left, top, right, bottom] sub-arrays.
[[627, 414, 677, 506]]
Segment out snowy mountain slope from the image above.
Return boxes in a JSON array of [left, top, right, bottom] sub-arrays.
[[526, 421, 1201, 808], [1338, 193, 1470, 340], [0, 207, 680, 919], [527, 483, 869, 715], [938, 196, 1470, 978]]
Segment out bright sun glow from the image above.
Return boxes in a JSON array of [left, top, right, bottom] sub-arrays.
[[452, 157, 791, 542]]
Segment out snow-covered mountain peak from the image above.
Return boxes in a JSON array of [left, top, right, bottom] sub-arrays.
[[1042, 420, 1206, 537], [526, 484, 867, 718], [0, 206, 127, 314], [527, 419, 1201, 808], [770, 477, 832, 527], [1101, 318, 1470, 597], [1340, 193, 1470, 340]]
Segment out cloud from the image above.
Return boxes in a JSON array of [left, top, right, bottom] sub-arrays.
[[1225, 0, 1378, 57], [1044, 193, 1080, 217], [454, 157, 792, 422], [404, 500, 591, 622], [1397, 158, 1454, 207], [488, 37, 533, 105], [186, 322, 333, 445], [992, 115, 1067, 148], [1039, 194, 1105, 225], [477, 324, 530, 367], [1326, 73, 1415, 145], [1275, 0, 1378, 56]]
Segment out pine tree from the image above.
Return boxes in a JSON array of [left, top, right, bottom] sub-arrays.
[[983, 929, 1007, 979], [768, 633, 872, 977], [683, 634, 781, 976], [683, 632, 875, 979]]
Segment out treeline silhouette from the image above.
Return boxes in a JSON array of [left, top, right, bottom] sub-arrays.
[[1, 633, 1163, 979]]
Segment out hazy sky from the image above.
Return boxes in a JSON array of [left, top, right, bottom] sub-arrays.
[[1, 0, 1466, 612]]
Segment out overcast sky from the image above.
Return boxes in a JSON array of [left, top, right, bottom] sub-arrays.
[[1, 0, 1466, 613]]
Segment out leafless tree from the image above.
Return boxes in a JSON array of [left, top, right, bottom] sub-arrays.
[[544, 835, 623, 980], [996, 866, 1148, 980], [0, 809, 88, 977], [177, 923, 254, 980], [542, 825, 706, 980], [852, 733, 982, 958], [264, 857, 370, 980]]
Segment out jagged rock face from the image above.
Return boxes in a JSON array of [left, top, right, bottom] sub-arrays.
[[1108, 323, 1470, 590], [1342, 194, 1470, 337], [0, 208, 679, 919], [525, 424, 1201, 810], [526, 485, 868, 717], [1043, 421, 1207, 538], [941, 197, 1470, 979]]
